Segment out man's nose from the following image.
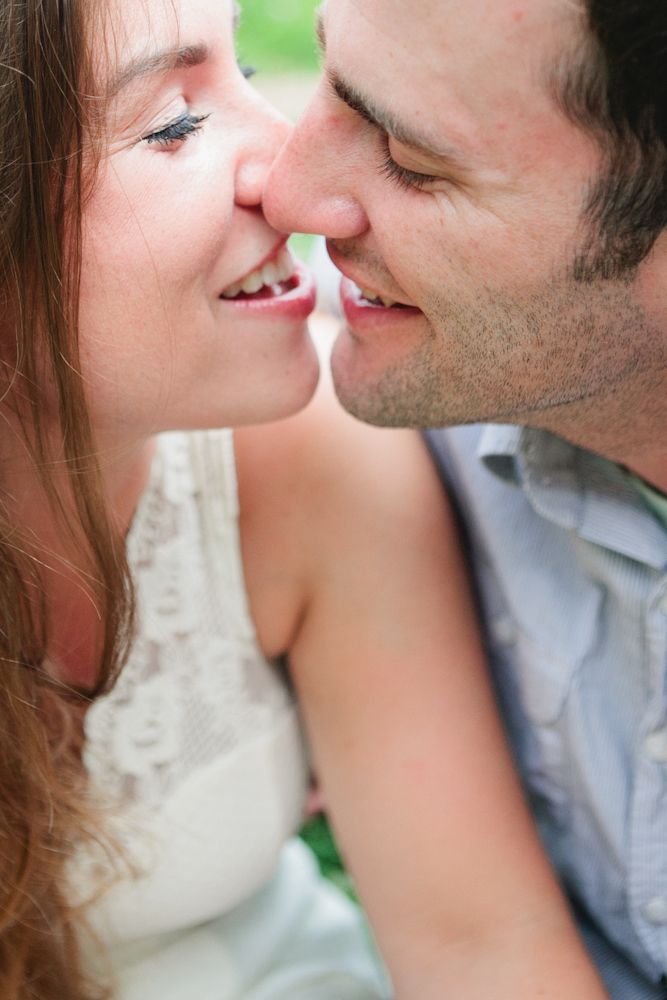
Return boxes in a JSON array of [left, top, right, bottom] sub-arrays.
[[263, 84, 369, 239]]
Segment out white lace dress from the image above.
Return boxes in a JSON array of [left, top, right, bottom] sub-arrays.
[[71, 430, 388, 1000]]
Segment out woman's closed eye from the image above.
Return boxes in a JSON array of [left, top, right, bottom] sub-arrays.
[[142, 111, 210, 149], [139, 62, 255, 151]]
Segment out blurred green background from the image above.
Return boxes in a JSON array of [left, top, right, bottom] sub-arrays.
[[237, 0, 321, 74], [237, 2, 321, 265]]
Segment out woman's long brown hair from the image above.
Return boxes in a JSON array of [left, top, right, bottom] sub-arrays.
[[0, 2, 135, 996]]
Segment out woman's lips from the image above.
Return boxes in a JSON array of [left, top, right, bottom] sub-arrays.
[[221, 243, 293, 298], [218, 260, 317, 320]]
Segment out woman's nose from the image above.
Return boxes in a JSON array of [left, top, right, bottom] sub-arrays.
[[235, 94, 292, 208]]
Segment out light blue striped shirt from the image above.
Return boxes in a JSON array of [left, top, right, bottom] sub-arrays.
[[427, 424, 667, 999]]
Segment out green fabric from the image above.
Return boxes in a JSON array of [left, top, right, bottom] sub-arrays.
[[631, 474, 667, 529]]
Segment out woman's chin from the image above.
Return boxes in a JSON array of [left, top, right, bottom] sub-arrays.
[[197, 336, 321, 431], [246, 345, 322, 426]]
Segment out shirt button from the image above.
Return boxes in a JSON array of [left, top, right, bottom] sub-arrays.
[[492, 615, 516, 646], [644, 729, 667, 763], [643, 897, 667, 926]]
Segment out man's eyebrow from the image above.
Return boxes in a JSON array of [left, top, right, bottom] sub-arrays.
[[328, 71, 471, 167]]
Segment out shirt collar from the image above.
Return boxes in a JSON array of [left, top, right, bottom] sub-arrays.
[[478, 425, 667, 570]]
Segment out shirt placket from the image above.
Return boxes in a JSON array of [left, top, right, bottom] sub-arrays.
[[630, 573, 667, 979]]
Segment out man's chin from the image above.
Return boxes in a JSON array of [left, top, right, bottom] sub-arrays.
[[331, 378, 412, 428], [330, 332, 408, 427], [330, 331, 456, 429]]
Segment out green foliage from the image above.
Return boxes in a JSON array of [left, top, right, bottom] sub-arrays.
[[237, 0, 322, 73], [300, 814, 358, 901], [289, 232, 315, 261]]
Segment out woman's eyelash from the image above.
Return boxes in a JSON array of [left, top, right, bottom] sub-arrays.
[[142, 112, 210, 148], [378, 139, 438, 192]]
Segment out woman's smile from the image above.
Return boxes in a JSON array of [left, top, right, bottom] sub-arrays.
[[76, 0, 320, 437]]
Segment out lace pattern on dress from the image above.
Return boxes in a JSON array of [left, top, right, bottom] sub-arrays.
[[84, 430, 294, 811]]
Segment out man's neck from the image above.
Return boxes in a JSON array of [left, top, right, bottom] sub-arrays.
[[520, 362, 667, 495], [622, 454, 667, 496]]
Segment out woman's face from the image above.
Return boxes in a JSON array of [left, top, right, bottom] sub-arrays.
[[78, 0, 318, 440]]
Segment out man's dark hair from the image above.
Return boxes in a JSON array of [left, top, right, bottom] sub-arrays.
[[555, 1, 667, 280]]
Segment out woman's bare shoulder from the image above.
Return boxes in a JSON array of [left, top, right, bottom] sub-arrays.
[[234, 364, 453, 658]]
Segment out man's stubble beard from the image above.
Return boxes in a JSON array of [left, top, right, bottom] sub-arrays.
[[330, 269, 666, 446]]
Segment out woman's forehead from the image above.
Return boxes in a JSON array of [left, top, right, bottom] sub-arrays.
[[87, 0, 239, 124], [96, 0, 238, 88]]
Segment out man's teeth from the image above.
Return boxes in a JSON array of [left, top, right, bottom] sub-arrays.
[[359, 285, 397, 308], [221, 247, 295, 299]]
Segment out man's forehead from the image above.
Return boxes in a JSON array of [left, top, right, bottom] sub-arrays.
[[319, 0, 580, 80], [318, 0, 583, 158]]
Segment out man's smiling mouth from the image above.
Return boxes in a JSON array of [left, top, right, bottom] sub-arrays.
[[327, 245, 416, 310], [355, 284, 412, 309]]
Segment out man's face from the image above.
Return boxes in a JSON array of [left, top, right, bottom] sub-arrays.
[[265, 0, 666, 440]]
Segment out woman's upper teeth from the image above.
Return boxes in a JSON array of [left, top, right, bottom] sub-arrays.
[[221, 247, 295, 298]]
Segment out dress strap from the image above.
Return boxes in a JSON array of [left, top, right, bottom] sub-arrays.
[[189, 429, 257, 643]]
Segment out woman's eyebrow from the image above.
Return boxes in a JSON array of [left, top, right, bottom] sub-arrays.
[[107, 0, 242, 98], [316, 8, 326, 54], [108, 43, 210, 98]]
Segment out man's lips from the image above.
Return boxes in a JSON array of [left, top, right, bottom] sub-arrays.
[[339, 276, 422, 330], [327, 247, 417, 309]]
